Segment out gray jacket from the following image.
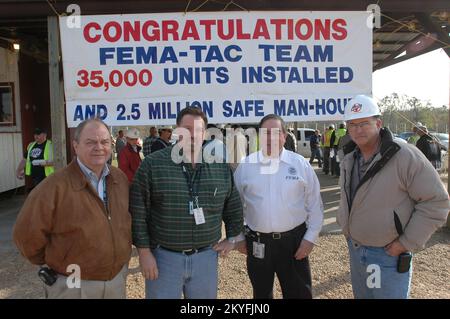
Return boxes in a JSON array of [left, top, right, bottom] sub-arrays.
[[337, 128, 449, 251]]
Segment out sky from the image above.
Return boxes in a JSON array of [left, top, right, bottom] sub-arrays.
[[373, 48, 449, 107]]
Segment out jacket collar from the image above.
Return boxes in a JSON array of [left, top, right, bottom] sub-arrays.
[[68, 159, 118, 191], [157, 137, 171, 147]]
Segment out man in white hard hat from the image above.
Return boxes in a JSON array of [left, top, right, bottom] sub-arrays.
[[415, 124, 443, 170], [337, 94, 449, 299], [118, 128, 142, 183], [407, 122, 423, 145]]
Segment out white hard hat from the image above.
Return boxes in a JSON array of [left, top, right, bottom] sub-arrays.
[[344, 95, 380, 121], [125, 128, 140, 139], [418, 124, 427, 131]]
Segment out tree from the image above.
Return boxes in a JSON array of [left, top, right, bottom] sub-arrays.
[[379, 93, 448, 133]]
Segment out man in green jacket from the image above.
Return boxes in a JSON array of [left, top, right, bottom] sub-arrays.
[[130, 107, 244, 299]]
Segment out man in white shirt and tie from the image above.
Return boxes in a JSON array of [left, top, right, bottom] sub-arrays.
[[234, 114, 324, 299]]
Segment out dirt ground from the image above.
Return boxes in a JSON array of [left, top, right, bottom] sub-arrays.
[[1, 228, 448, 299]]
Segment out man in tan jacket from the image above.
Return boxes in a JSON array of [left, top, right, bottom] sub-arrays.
[[13, 118, 132, 299], [337, 95, 449, 299]]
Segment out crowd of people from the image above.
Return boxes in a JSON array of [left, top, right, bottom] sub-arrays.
[[12, 95, 450, 300]]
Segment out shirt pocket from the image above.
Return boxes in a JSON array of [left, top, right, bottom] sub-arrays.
[[281, 175, 307, 204], [281, 175, 308, 219], [204, 186, 228, 214]]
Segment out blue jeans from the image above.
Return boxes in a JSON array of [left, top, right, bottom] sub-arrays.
[[309, 148, 322, 166], [145, 246, 218, 299], [347, 238, 412, 299]]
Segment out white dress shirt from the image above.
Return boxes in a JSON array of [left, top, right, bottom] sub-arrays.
[[234, 148, 324, 243]]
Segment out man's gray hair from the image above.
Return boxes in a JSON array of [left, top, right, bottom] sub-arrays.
[[73, 118, 110, 142]]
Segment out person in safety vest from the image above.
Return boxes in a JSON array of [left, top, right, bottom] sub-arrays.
[[322, 125, 335, 175], [16, 127, 54, 191], [330, 123, 347, 177]]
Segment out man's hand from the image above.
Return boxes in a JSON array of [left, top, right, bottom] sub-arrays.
[[294, 239, 314, 260], [235, 240, 247, 255], [137, 248, 158, 280], [42, 161, 53, 167], [16, 170, 25, 179], [385, 239, 407, 257], [16, 159, 25, 179], [213, 239, 236, 258]]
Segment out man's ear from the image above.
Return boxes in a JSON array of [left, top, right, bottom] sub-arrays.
[[72, 140, 78, 153], [376, 118, 383, 128]]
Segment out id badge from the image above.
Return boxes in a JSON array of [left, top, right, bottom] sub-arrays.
[[252, 241, 265, 259], [192, 207, 205, 225]]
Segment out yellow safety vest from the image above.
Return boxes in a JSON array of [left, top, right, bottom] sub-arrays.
[[324, 130, 334, 147], [25, 140, 55, 176], [334, 128, 347, 146]]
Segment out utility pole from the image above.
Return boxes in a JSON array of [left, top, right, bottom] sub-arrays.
[[48, 16, 67, 170]]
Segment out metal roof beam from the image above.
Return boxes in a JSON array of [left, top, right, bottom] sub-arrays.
[[374, 41, 443, 71], [414, 12, 450, 57], [0, 0, 449, 19]]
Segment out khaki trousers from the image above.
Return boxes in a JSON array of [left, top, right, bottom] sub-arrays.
[[44, 265, 128, 299]]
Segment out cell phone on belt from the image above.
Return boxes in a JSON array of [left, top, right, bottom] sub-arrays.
[[38, 267, 58, 286], [397, 252, 412, 273]]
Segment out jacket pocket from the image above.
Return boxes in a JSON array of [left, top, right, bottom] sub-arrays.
[[393, 211, 404, 236]]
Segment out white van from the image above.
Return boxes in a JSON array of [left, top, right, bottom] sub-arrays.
[[295, 128, 316, 157]]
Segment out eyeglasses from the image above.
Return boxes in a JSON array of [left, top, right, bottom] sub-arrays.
[[347, 121, 375, 131]]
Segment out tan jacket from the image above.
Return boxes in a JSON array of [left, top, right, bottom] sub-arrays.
[[13, 160, 132, 281], [337, 129, 449, 251]]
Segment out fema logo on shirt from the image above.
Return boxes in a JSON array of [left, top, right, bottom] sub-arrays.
[[286, 167, 299, 180]]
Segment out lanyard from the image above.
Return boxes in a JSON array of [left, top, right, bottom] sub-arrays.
[[181, 164, 202, 200]]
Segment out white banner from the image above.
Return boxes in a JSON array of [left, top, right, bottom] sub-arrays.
[[59, 12, 372, 127]]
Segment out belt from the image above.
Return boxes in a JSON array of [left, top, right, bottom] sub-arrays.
[[245, 223, 306, 240], [158, 245, 211, 256]]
